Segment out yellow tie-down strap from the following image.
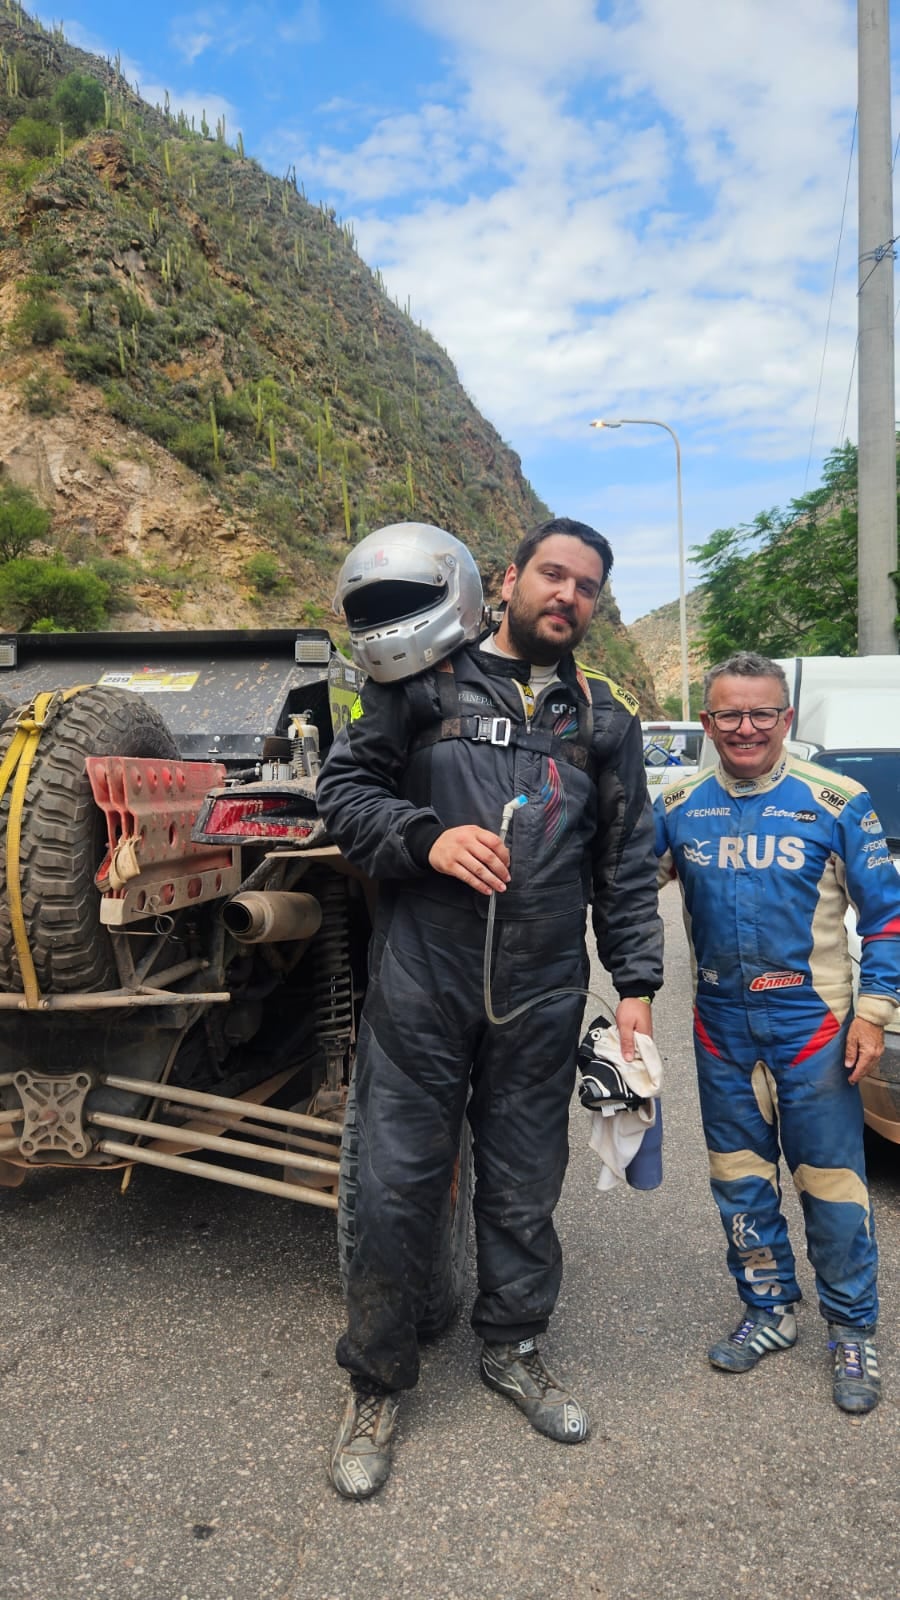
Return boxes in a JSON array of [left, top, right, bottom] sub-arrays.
[[0, 687, 90, 1010]]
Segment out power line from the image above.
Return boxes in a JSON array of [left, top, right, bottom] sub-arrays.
[[804, 110, 856, 492], [838, 132, 900, 449]]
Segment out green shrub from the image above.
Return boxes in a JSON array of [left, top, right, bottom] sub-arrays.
[[89, 557, 140, 610], [31, 236, 72, 276], [0, 559, 109, 631], [244, 552, 284, 594], [62, 340, 117, 381], [51, 72, 105, 137], [15, 297, 68, 346], [20, 369, 69, 416], [171, 422, 219, 476], [8, 117, 58, 157], [0, 484, 52, 561]]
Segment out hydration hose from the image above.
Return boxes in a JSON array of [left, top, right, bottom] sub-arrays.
[[482, 794, 615, 1027]]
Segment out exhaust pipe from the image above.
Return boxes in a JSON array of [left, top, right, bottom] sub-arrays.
[[223, 891, 322, 943]]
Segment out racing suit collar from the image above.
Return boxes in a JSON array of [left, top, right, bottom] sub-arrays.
[[716, 754, 789, 798]]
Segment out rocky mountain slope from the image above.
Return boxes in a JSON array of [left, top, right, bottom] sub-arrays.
[[628, 589, 708, 713], [0, 7, 660, 710]]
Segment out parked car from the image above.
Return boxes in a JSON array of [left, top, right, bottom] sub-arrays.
[[641, 721, 704, 791]]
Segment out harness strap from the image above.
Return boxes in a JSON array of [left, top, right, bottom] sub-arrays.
[[411, 658, 598, 777], [0, 686, 89, 1009]]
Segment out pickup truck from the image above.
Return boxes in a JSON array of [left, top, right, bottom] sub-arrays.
[[0, 628, 470, 1333]]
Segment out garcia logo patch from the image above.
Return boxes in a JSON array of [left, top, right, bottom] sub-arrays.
[[749, 971, 805, 991]]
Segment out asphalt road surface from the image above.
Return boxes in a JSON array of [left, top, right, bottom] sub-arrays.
[[1, 886, 899, 1600]]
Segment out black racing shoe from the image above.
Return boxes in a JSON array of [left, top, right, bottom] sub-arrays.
[[708, 1304, 798, 1372], [328, 1381, 400, 1500], [480, 1338, 589, 1443], [828, 1324, 881, 1415]]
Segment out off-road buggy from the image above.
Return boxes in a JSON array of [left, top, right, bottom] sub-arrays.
[[0, 628, 470, 1334]]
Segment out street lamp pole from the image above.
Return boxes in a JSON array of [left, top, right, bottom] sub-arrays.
[[590, 417, 690, 721]]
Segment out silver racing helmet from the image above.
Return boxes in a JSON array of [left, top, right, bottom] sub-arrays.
[[333, 522, 485, 683]]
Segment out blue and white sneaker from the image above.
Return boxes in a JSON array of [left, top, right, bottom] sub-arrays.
[[828, 1324, 881, 1415], [480, 1338, 589, 1442], [708, 1304, 798, 1372]]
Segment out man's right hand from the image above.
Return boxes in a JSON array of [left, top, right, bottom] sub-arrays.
[[428, 826, 510, 896]]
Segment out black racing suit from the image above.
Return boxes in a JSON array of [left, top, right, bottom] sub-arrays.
[[316, 636, 663, 1391]]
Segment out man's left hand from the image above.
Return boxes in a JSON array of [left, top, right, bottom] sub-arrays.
[[844, 1018, 884, 1085], [616, 998, 653, 1063]]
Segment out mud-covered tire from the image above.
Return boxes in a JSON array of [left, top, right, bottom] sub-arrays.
[[337, 1070, 473, 1338], [0, 687, 180, 993]]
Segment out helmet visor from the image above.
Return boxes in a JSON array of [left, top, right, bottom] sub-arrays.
[[343, 578, 448, 630]]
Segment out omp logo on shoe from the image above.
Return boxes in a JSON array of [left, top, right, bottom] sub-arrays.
[[861, 809, 882, 834], [683, 838, 712, 865], [717, 835, 805, 869], [749, 971, 805, 991]]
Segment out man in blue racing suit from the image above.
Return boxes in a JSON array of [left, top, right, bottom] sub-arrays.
[[656, 650, 900, 1415]]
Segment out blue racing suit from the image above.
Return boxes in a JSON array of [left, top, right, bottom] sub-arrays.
[[655, 754, 900, 1328]]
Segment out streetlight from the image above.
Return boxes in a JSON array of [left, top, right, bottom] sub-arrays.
[[590, 417, 690, 722]]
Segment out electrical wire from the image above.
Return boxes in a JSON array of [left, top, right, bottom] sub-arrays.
[[804, 110, 856, 492]]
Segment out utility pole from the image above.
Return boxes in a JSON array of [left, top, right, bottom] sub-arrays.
[[857, 0, 898, 653]]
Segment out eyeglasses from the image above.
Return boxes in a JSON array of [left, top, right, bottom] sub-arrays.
[[704, 707, 788, 731]]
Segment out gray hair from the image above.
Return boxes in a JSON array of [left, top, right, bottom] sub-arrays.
[[703, 651, 789, 708]]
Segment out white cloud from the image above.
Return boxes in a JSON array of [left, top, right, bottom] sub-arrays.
[[273, 0, 867, 467]]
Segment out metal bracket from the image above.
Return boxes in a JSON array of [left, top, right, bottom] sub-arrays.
[[14, 1070, 93, 1159]]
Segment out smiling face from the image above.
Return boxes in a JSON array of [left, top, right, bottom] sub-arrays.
[[494, 534, 605, 665], [702, 673, 794, 781]]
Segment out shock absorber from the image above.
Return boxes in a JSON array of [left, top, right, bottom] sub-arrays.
[[312, 873, 354, 1091]]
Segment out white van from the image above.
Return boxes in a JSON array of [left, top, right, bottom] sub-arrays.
[[641, 721, 704, 792]]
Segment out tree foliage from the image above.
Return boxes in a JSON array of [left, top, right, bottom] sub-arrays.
[[0, 483, 51, 562], [50, 72, 105, 137], [692, 443, 899, 660], [0, 559, 109, 631]]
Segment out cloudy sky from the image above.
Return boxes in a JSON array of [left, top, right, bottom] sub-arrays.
[[49, 0, 899, 622]]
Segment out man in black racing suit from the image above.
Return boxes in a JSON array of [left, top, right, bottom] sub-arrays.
[[317, 517, 663, 1498]]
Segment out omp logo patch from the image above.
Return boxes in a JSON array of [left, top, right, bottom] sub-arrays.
[[749, 971, 805, 991], [700, 967, 719, 985], [579, 666, 640, 717], [663, 788, 686, 806], [861, 809, 882, 834], [818, 787, 847, 813]]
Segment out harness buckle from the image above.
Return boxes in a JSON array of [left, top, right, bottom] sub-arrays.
[[473, 716, 512, 747]]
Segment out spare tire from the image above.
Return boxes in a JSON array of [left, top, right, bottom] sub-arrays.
[[0, 687, 180, 993]]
